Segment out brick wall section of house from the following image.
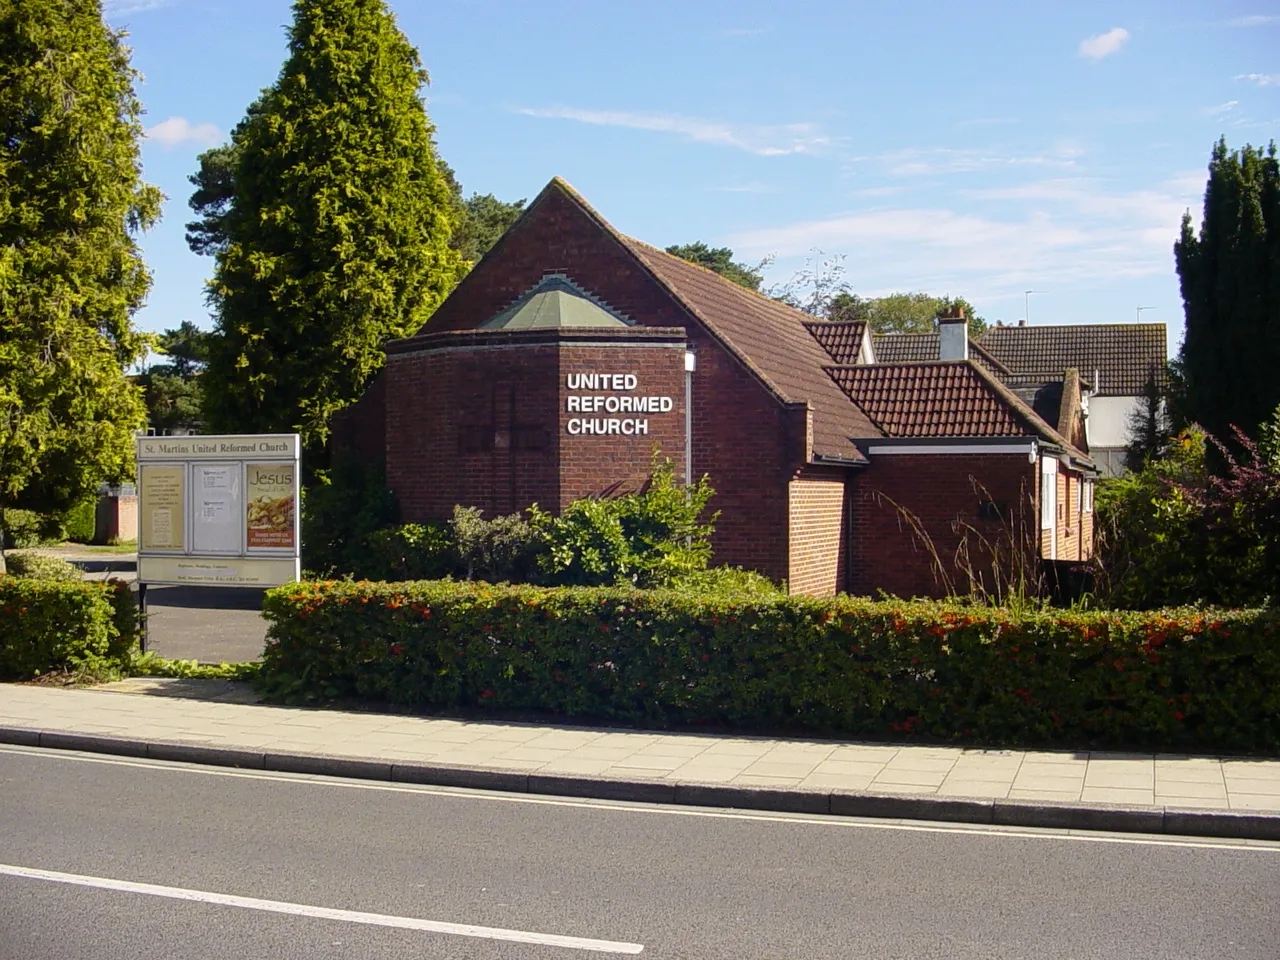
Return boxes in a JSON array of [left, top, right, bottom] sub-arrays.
[[849, 453, 1036, 599], [557, 343, 687, 508], [1037, 461, 1093, 562], [787, 467, 849, 596], [687, 327, 794, 582], [386, 343, 561, 519]]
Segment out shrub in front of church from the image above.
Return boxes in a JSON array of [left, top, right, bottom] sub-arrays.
[[0, 577, 137, 680], [529, 457, 718, 589], [361, 522, 456, 581], [258, 580, 1280, 752]]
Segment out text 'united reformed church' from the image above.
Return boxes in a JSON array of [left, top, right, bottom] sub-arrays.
[[564, 373, 674, 436]]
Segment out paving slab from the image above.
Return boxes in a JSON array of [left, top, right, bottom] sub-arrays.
[[3, 681, 1280, 839]]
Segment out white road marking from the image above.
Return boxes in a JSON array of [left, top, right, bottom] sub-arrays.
[[2, 743, 1277, 853], [0, 862, 644, 955]]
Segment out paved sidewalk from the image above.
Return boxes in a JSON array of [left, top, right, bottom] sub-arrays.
[[3, 681, 1280, 838]]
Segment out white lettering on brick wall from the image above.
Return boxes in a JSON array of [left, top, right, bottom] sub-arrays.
[[564, 373, 672, 437]]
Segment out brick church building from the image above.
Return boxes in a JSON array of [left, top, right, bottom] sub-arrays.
[[339, 178, 1098, 598]]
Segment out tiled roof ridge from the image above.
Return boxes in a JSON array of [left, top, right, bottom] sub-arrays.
[[979, 321, 1165, 335]]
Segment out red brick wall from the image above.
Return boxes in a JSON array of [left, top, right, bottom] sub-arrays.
[[850, 453, 1036, 599], [386, 343, 561, 519], [1037, 460, 1093, 562], [788, 467, 848, 596], [687, 329, 793, 582], [557, 344, 687, 507]]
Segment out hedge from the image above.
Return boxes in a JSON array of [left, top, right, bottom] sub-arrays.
[[259, 580, 1280, 753], [0, 578, 138, 680]]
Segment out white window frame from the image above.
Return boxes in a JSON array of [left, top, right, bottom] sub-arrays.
[[1040, 456, 1058, 561]]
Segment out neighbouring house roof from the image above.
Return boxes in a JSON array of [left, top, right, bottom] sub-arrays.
[[804, 320, 869, 365], [609, 234, 883, 461], [977, 323, 1167, 396], [823, 360, 1088, 459], [479, 275, 629, 330], [869, 332, 1011, 376]]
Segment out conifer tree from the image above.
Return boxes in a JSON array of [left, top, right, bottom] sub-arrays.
[[201, 0, 464, 449], [1175, 138, 1280, 445], [0, 0, 159, 568]]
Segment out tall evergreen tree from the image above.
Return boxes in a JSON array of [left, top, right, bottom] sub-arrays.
[[201, 0, 464, 449], [0, 0, 159, 569], [1175, 138, 1280, 446]]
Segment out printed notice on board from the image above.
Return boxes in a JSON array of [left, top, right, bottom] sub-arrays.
[[246, 463, 297, 549], [192, 463, 241, 554], [139, 464, 185, 550]]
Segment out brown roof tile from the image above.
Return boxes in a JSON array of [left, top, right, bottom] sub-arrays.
[[804, 320, 868, 364], [824, 361, 1089, 462], [977, 323, 1167, 396], [617, 237, 882, 459], [870, 332, 1011, 375]]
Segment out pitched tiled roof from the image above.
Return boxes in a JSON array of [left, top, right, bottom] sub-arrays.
[[824, 360, 1088, 461], [977, 323, 1167, 396], [615, 237, 882, 459], [804, 320, 868, 364], [870, 332, 1010, 376]]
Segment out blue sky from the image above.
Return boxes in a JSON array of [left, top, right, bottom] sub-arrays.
[[111, 0, 1278, 352]]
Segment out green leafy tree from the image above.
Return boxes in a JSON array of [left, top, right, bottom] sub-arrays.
[[453, 193, 526, 264], [1095, 415, 1280, 608], [200, 0, 465, 449], [832, 291, 988, 338], [1175, 138, 1280, 446], [0, 0, 159, 571], [137, 321, 212, 434], [665, 242, 765, 292], [191, 127, 521, 268], [153, 320, 212, 380]]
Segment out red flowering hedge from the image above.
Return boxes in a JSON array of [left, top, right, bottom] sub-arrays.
[[0, 577, 138, 680], [259, 580, 1280, 752]]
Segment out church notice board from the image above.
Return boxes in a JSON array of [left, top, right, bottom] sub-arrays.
[[136, 434, 300, 588]]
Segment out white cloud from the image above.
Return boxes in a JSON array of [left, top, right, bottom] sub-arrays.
[[145, 116, 222, 149], [1202, 100, 1240, 116], [1225, 15, 1280, 25], [1078, 27, 1130, 60], [1236, 73, 1280, 86], [729, 175, 1201, 303], [857, 144, 1083, 177], [517, 106, 829, 156]]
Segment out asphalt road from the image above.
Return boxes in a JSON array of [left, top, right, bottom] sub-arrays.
[[1, 746, 1278, 959], [140, 586, 269, 663]]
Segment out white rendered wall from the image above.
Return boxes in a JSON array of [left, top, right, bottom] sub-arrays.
[[1086, 396, 1141, 449]]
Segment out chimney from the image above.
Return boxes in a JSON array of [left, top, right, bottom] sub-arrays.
[[937, 305, 968, 361]]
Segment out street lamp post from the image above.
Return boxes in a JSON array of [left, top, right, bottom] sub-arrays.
[[1024, 290, 1042, 324]]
